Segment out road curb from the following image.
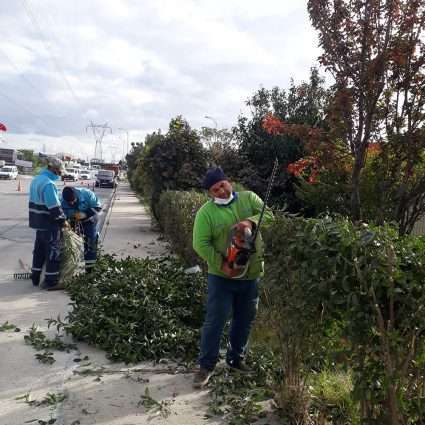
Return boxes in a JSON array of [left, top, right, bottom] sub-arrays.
[[99, 185, 118, 244]]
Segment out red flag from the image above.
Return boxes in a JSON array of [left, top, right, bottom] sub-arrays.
[[0, 123, 7, 131]]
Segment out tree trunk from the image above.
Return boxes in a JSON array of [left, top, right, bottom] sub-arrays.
[[386, 385, 405, 425], [351, 155, 363, 221]]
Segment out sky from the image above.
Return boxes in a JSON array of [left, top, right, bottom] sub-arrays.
[[0, 0, 321, 162]]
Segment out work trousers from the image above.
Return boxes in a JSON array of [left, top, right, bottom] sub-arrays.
[[31, 228, 63, 286], [81, 221, 98, 272], [199, 274, 259, 371]]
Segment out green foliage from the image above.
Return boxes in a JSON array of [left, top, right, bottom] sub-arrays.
[[125, 141, 144, 187], [263, 214, 425, 423], [64, 255, 206, 363], [207, 139, 245, 181], [310, 370, 359, 425], [360, 141, 425, 235], [35, 351, 55, 365], [18, 149, 35, 162], [16, 149, 44, 175], [128, 132, 164, 197], [16, 391, 66, 407], [138, 387, 172, 418], [0, 321, 20, 332], [157, 190, 208, 265], [127, 117, 208, 219], [206, 347, 277, 425], [293, 169, 352, 217], [24, 325, 76, 352], [233, 68, 329, 211]]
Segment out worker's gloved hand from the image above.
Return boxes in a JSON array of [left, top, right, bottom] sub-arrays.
[[74, 212, 88, 221], [62, 220, 71, 230], [233, 220, 253, 239], [221, 260, 241, 278]]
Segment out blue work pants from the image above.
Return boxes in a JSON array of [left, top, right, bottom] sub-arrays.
[[199, 274, 259, 371], [81, 221, 98, 271], [31, 228, 63, 286]]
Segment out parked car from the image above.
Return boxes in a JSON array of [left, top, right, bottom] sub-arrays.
[[0, 165, 18, 179], [62, 168, 79, 182], [79, 169, 91, 180], [95, 169, 117, 188]]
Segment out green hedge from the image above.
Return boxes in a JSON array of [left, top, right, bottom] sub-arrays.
[[155, 188, 425, 423], [262, 214, 425, 423], [157, 190, 208, 266]]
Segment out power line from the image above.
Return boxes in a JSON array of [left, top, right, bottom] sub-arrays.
[[0, 90, 51, 130], [0, 48, 51, 104], [20, 0, 82, 107]]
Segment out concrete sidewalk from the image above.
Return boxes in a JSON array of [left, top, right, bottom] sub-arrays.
[[101, 183, 167, 258], [0, 183, 219, 425]]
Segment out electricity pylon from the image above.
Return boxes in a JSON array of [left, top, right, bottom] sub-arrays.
[[86, 122, 112, 162]]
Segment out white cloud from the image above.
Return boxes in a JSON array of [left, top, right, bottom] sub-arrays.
[[0, 0, 322, 160], [90, 38, 146, 77]]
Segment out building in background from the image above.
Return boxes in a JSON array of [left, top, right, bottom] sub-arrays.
[[0, 148, 17, 164]]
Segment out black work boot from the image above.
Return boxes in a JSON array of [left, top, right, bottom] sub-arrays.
[[193, 368, 214, 389], [226, 359, 252, 374], [42, 281, 63, 291], [31, 272, 41, 287]]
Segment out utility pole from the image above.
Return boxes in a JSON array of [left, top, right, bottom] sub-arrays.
[[118, 128, 129, 159], [204, 115, 218, 146], [86, 121, 112, 162]]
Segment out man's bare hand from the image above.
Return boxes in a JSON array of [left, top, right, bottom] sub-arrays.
[[74, 212, 87, 221]]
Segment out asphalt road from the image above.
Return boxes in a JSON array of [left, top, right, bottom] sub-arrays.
[[0, 176, 115, 278]]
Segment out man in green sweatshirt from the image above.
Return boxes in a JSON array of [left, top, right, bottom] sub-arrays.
[[192, 167, 273, 388]]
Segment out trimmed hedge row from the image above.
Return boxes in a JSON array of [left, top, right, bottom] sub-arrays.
[[155, 183, 246, 266], [156, 190, 208, 266], [156, 188, 425, 423], [262, 215, 425, 423]]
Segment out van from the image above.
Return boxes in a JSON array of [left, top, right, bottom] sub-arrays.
[[0, 165, 18, 179], [95, 169, 117, 188]]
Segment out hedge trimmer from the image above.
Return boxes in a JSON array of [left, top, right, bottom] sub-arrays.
[[226, 158, 279, 278]]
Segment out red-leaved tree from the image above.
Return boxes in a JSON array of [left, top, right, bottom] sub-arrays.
[[307, 0, 425, 222]]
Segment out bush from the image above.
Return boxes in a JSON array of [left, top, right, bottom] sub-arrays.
[[127, 117, 208, 219], [262, 214, 425, 424], [157, 190, 208, 266]]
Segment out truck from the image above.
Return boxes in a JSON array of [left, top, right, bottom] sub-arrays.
[[101, 163, 120, 178]]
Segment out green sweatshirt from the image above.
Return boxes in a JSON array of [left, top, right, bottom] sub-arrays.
[[193, 191, 273, 280]]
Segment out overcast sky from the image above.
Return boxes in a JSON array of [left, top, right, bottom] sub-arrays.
[[0, 0, 321, 161]]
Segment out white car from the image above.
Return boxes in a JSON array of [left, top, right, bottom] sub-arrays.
[[88, 169, 98, 179], [0, 165, 18, 179], [79, 170, 91, 180], [63, 168, 79, 182]]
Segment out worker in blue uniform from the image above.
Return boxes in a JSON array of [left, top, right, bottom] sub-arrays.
[[29, 157, 67, 290], [61, 186, 102, 272]]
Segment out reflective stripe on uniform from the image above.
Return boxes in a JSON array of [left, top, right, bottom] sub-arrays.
[[29, 208, 50, 215]]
